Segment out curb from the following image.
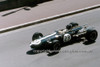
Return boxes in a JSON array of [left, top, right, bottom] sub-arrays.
[[0, 4, 100, 33]]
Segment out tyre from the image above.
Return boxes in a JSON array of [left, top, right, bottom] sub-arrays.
[[85, 29, 98, 42], [52, 40, 61, 53], [46, 40, 61, 54], [32, 32, 43, 41]]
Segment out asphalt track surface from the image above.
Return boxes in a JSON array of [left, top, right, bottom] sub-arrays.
[[0, 8, 100, 67]]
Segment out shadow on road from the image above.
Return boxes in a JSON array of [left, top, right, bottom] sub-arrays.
[[83, 41, 95, 45], [26, 50, 39, 55], [26, 49, 59, 56], [26, 49, 44, 55], [2, 0, 53, 17], [26, 39, 95, 56]]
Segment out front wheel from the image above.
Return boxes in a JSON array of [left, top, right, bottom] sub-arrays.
[[85, 29, 98, 42], [53, 42, 61, 53], [32, 32, 43, 41]]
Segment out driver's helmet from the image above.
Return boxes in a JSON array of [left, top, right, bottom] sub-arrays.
[[70, 22, 79, 27], [66, 24, 72, 30]]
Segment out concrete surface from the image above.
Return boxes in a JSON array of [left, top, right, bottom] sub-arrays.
[[0, 8, 100, 67], [0, 0, 100, 29]]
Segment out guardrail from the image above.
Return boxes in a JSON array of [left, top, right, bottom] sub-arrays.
[[0, 4, 100, 33]]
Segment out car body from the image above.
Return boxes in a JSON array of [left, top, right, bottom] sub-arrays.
[[29, 22, 98, 53]]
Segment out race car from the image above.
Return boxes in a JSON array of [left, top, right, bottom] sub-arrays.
[[29, 22, 98, 54]]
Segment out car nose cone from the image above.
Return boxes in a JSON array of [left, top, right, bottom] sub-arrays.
[[30, 44, 36, 48], [31, 40, 41, 45]]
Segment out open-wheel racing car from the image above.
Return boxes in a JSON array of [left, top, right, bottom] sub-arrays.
[[29, 22, 98, 55]]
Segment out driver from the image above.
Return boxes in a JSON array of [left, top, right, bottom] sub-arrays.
[[57, 22, 79, 35]]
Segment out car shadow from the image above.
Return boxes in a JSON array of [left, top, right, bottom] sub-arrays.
[[26, 50, 43, 55], [26, 49, 59, 56], [26, 39, 95, 56], [47, 52, 59, 56], [83, 41, 95, 45]]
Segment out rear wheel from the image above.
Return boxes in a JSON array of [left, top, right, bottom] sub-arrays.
[[32, 32, 43, 41], [85, 29, 98, 42]]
